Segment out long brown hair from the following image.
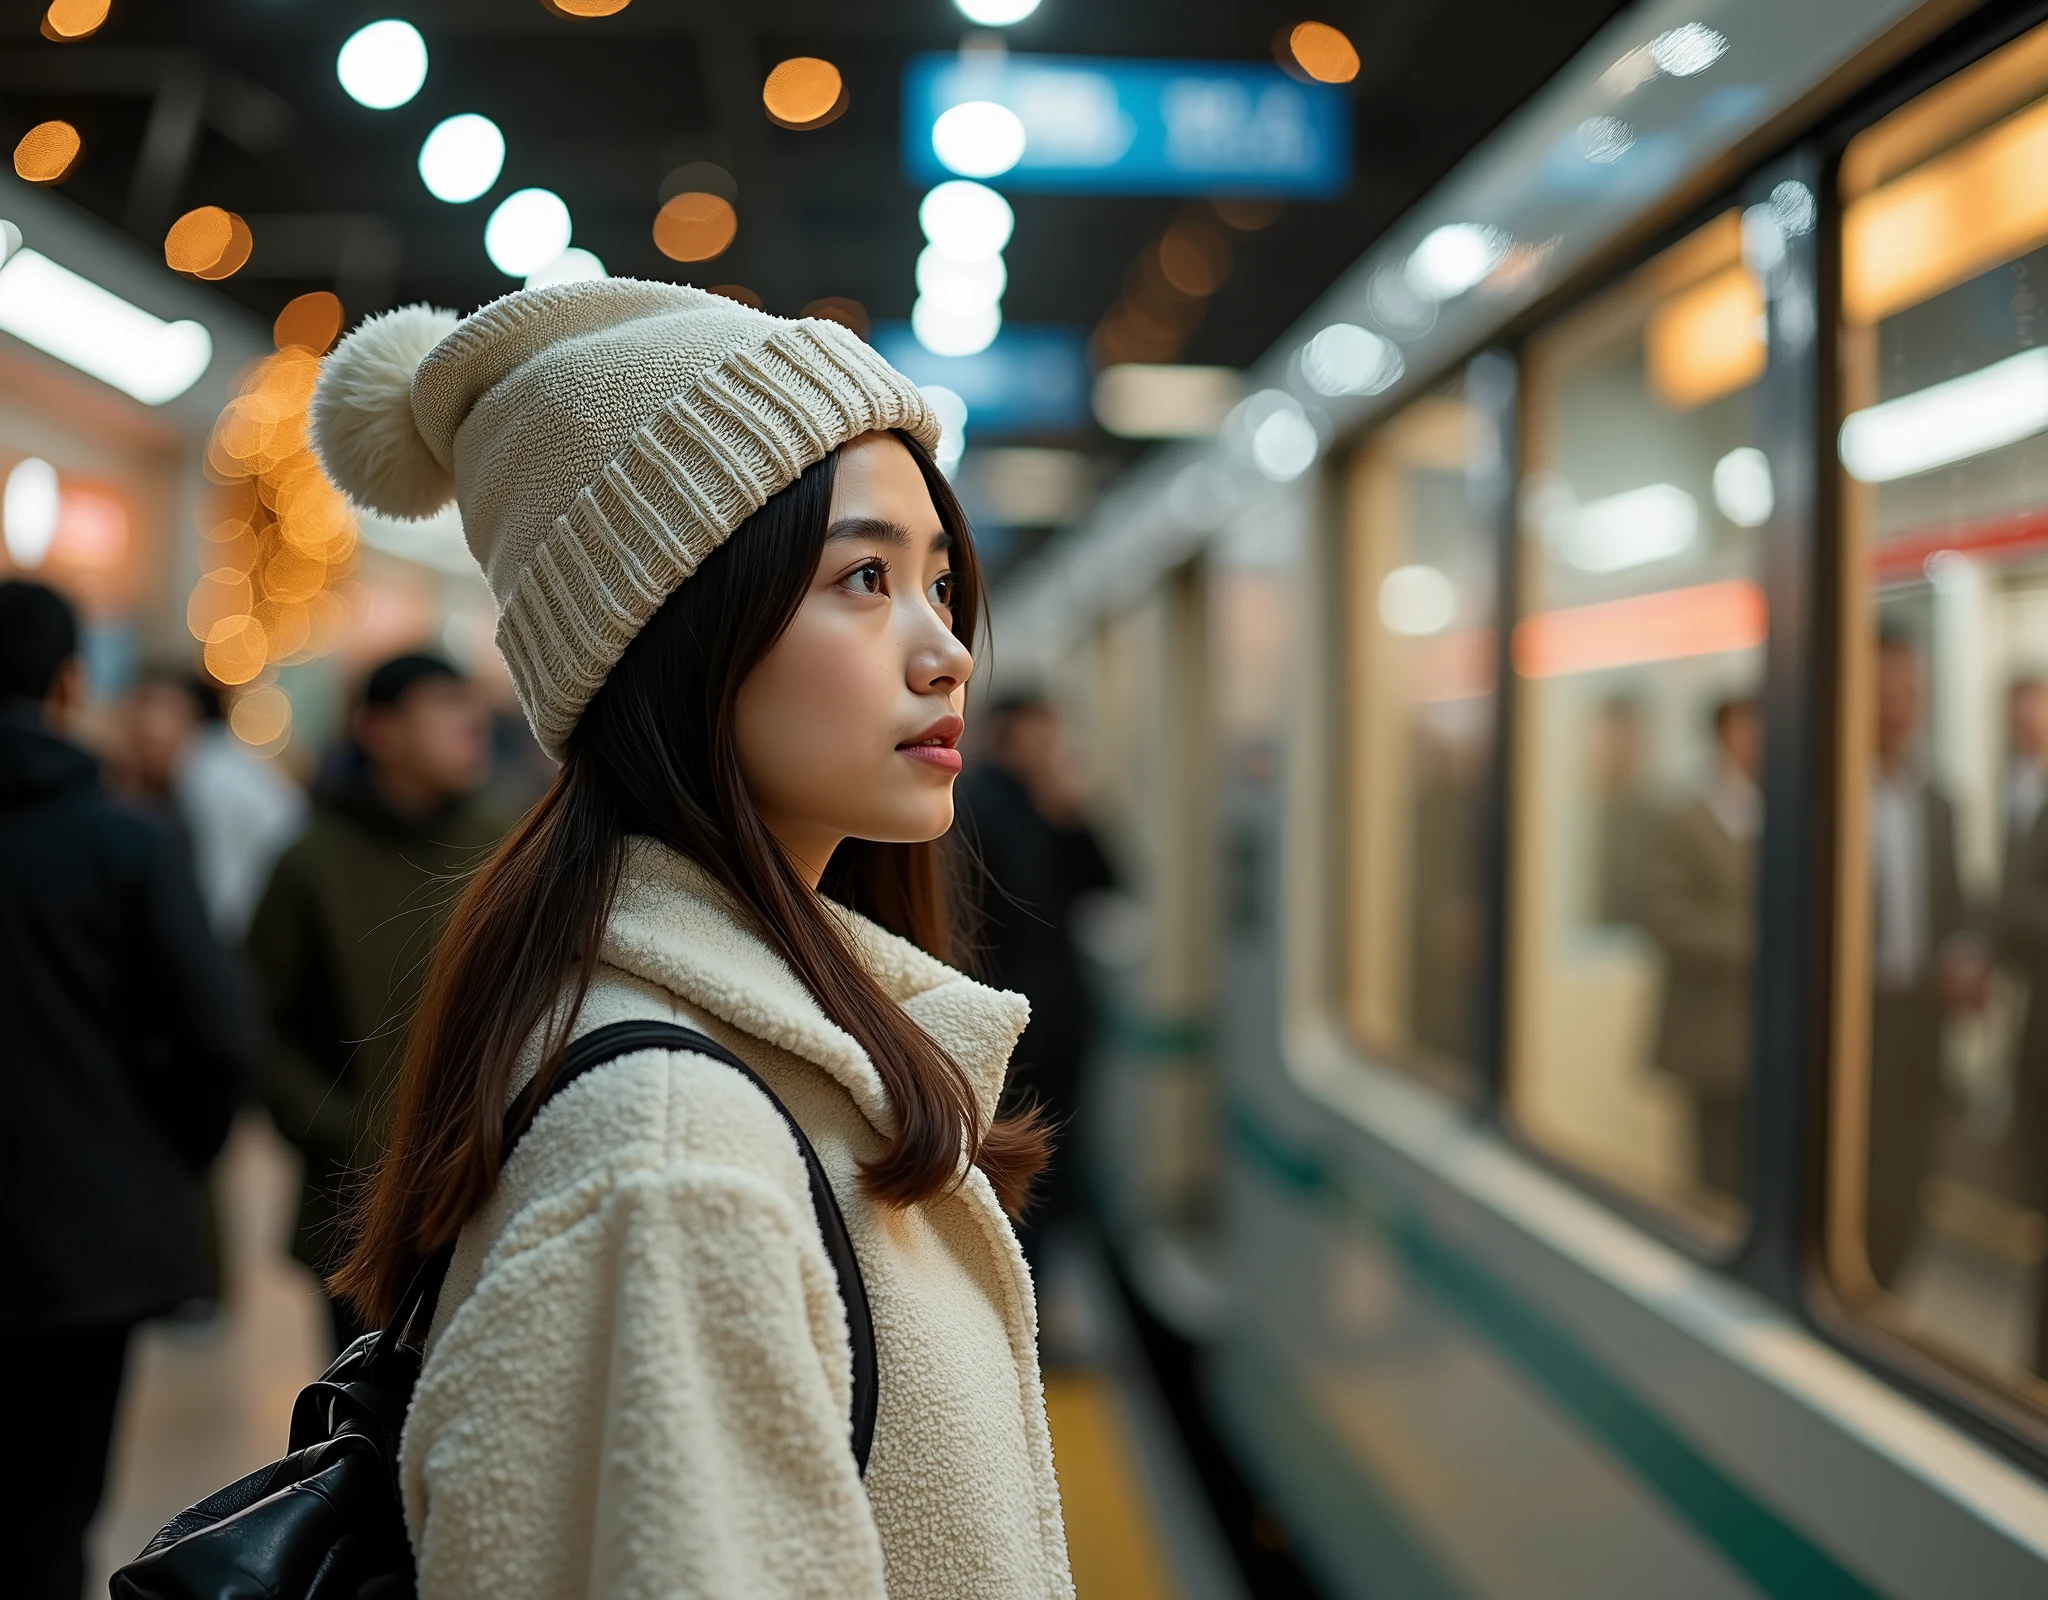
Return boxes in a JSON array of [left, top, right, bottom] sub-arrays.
[[333, 431, 1046, 1324]]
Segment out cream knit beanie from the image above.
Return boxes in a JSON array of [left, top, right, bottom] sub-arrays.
[[308, 279, 941, 757]]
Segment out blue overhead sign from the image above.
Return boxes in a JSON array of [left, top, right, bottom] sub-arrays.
[[901, 52, 1349, 197], [872, 323, 1089, 437]]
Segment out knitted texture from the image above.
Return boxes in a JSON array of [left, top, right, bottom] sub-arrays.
[[311, 280, 941, 757]]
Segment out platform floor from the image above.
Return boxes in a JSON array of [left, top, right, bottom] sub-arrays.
[[85, 1115, 1210, 1599]]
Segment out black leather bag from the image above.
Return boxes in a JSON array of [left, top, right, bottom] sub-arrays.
[[111, 1020, 879, 1600]]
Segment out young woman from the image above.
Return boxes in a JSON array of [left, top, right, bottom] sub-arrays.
[[309, 282, 1073, 1599]]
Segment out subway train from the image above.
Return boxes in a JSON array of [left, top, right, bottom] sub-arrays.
[[997, 0, 2048, 1593]]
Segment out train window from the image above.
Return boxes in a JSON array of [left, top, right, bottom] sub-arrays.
[[1830, 22, 2048, 1405], [1339, 381, 1498, 1099], [1508, 212, 1769, 1237]]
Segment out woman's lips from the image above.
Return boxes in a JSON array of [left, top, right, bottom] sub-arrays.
[[897, 714, 963, 773], [897, 741, 963, 773]]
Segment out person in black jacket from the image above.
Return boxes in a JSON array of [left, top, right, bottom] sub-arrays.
[[956, 694, 1115, 1274], [0, 580, 256, 1600]]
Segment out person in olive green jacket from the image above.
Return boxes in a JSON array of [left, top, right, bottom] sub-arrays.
[[247, 653, 510, 1352]]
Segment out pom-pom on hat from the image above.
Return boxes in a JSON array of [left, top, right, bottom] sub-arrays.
[[309, 279, 941, 757]]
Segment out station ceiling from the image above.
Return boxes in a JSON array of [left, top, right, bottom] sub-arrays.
[[9, 0, 1627, 378]]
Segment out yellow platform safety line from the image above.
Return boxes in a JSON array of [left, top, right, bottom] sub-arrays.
[[1043, 1370, 1182, 1600]]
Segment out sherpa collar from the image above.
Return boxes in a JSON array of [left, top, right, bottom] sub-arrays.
[[598, 837, 1028, 1140]]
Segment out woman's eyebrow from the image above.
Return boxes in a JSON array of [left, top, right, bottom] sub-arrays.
[[824, 517, 951, 553]]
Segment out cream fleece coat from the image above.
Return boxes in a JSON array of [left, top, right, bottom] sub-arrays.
[[402, 842, 1074, 1599]]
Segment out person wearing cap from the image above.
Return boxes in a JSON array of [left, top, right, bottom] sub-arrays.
[[308, 284, 1072, 1598], [246, 651, 506, 1353]]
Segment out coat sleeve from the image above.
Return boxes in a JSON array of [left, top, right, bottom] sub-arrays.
[[127, 818, 258, 1169], [404, 1160, 888, 1600], [244, 844, 362, 1160]]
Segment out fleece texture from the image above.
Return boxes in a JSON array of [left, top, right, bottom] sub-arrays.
[[308, 280, 941, 758], [403, 840, 1074, 1600]]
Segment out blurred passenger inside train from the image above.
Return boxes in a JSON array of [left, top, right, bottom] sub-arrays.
[[123, 665, 305, 942], [247, 651, 505, 1352], [1868, 624, 1985, 1289], [1645, 695, 1761, 1202], [1997, 674, 2048, 1373], [957, 692, 1115, 1273], [0, 579, 258, 1600], [1592, 693, 1658, 930]]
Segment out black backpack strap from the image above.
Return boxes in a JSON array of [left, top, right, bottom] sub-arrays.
[[380, 1019, 879, 1474]]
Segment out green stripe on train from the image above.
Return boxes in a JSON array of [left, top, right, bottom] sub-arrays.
[[1229, 1103, 1884, 1600]]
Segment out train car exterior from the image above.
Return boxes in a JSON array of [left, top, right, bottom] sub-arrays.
[[999, 0, 2048, 1593]]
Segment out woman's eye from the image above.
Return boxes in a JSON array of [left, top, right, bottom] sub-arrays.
[[927, 573, 953, 609], [843, 559, 888, 596]]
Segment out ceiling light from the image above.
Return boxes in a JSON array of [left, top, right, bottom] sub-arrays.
[[0, 247, 212, 404], [954, 0, 1039, 24], [1093, 364, 1243, 439], [919, 181, 1013, 262], [544, 0, 632, 14], [1288, 22, 1360, 84], [4, 457, 58, 568], [921, 384, 968, 474], [1650, 23, 1728, 77], [912, 298, 1000, 358], [13, 121, 81, 185], [337, 20, 428, 111], [652, 193, 737, 262], [932, 101, 1027, 180], [1379, 564, 1456, 636], [1840, 347, 2048, 483], [915, 246, 1005, 314], [525, 247, 607, 288], [1546, 483, 1699, 572], [763, 57, 845, 129], [1712, 447, 1774, 527], [1405, 224, 1510, 302], [1299, 323, 1402, 397], [485, 188, 572, 277], [418, 113, 504, 204], [1577, 115, 1635, 164]]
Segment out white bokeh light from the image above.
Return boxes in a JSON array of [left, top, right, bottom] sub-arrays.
[[1405, 224, 1510, 302], [1378, 564, 1456, 637], [915, 246, 1006, 314], [912, 298, 1000, 358], [920, 384, 968, 474], [525, 247, 608, 289], [337, 20, 428, 111], [418, 113, 505, 204], [3, 457, 58, 569], [1651, 22, 1728, 78], [918, 181, 1014, 261], [0, 248, 211, 405], [484, 188, 572, 278], [1712, 447, 1775, 527], [932, 101, 1026, 179], [954, 0, 1040, 23], [1299, 323, 1403, 398]]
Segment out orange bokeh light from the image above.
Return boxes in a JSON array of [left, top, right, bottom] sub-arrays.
[[543, 0, 631, 14], [763, 57, 845, 129], [41, 0, 108, 41], [1645, 265, 1766, 410], [654, 193, 738, 262], [274, 291, 344, 355], [166, 207, 252, 280], [1287, 22, 1360, 84], [14, 121, 81, 184], [1512, 579, 1768, 679]]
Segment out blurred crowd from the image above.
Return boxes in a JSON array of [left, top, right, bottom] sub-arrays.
[[0, 576, 1116, 1599]]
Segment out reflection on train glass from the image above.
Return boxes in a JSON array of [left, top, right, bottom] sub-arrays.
[[1835, 19, 2048, 1405], [1512, 212, 1769, 1233], [1342, 379, 1497, 1099]]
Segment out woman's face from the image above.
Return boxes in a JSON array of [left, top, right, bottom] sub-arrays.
[[734, 431, 972, 885]]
